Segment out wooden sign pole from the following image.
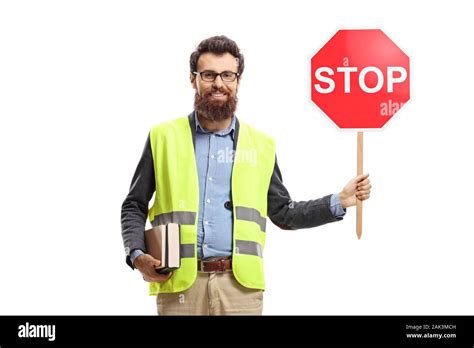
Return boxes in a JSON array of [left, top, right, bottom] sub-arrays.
[[356, 132, 363, 239]]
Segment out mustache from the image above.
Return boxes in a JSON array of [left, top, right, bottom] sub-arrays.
[[203, 87, 230, 96]]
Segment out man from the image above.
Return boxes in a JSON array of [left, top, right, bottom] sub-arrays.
[[121, 35, 372, 315]]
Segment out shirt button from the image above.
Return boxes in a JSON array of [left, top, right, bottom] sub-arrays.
[[206, 199, 210, 203], [209, 177, 213, 181], [204, 220, 209, 225], [203, 244, 208, 248], [210, 155, 215, 159]]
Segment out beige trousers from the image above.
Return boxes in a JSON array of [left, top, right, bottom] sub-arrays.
[[156, 270, 263, 315]]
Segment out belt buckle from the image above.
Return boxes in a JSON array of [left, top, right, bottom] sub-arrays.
[[200, 260, 211, 273]]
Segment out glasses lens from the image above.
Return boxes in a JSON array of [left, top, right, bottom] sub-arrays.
[[221, 72, 236, 82], [201, 71, 216, 81]]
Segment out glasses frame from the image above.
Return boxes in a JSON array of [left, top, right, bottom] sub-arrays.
[[193, 70, 240, 83]]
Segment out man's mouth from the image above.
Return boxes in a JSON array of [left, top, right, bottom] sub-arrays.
[[209, 92, 227, 99]]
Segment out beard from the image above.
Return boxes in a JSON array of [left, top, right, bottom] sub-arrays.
[[194, 87, 238, 122]]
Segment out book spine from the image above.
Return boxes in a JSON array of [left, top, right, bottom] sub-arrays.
[[178, 225, 181, 268], [164, 224, 169, 268]]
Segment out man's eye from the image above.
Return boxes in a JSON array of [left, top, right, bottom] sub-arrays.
[[202, 72, 216, 79], [222, 72, 234, 79]]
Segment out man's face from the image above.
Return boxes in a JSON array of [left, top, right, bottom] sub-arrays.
[[191, 52, 240, 121]]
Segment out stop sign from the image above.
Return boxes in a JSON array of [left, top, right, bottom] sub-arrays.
[[311, 29, 410, 129]]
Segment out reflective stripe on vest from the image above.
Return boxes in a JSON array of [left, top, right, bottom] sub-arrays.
[[235, 240, 263, 258], [151, 211, 197, 226], [235, 206, 266, 232], [147, 116, 275, 295]]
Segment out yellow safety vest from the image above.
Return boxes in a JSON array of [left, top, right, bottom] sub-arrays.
[[147, 116, 275, 295]]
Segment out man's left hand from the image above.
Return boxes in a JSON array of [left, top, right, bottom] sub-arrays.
[[339, 173, 372, 209]]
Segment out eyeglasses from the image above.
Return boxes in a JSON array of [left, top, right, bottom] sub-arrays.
[[193, 70, 240, 82]]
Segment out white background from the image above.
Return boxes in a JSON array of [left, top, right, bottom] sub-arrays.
[[1, 0, 473, 315]]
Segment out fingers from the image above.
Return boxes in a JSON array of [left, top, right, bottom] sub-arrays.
[[137, 255, 172, 282], [355, 173, 369, 183], [356, 178, 371, 201], [143, 271, 172, 283], [156, 272, 173, 282], [136, 254, 161, 270], [357, 182, 371, 190], [351, 173, 371, 201], [145, 267, 171, 282], [357, 178, 370, 186], [147, 256, 162, 269], [356, 187, 371, 200], [357, 176, 371, 192], [142, 254, 161, 267]]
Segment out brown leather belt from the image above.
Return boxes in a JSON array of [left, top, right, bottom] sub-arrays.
[[198, 257, 232, 273]]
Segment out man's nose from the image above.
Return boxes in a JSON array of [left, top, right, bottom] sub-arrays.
[[212, 74, 224, 88]]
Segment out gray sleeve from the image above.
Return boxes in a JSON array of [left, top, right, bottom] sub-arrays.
[[121, 133, 155, 269], [267, 156, 343, 230]]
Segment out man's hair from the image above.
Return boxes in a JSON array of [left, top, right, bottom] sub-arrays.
[[190, 35, 244, 78]]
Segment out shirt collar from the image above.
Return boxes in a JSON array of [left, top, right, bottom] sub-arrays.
[[195, 111, 236, 140]]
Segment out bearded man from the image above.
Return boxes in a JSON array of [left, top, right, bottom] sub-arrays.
[[121, 35, 372, 315]]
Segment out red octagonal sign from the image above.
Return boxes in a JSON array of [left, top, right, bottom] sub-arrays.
[[311, 29, 410, 129]]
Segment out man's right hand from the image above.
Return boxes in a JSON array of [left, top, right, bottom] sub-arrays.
[[134, 254, 173, 283]]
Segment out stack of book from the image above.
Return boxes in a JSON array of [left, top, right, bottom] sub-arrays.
[[145, 223, 181, 274]]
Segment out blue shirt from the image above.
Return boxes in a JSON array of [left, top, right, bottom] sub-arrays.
[[195, 114, 237, 259]]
